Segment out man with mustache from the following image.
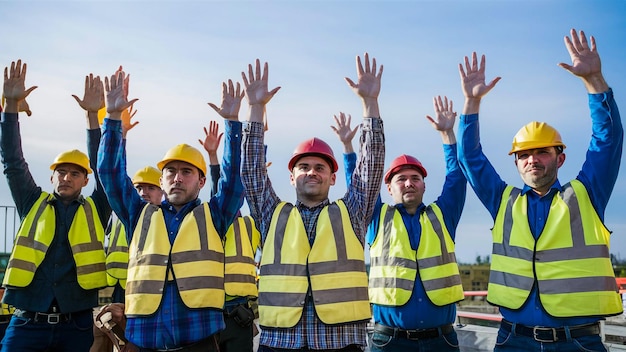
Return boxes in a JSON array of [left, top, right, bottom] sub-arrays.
[[457, 29, 623, 351], [1, 60, 110, 351], [334, 96, 466, 352], [97, 70, 244, 351]]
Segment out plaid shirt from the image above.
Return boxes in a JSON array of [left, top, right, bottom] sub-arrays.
[[242, 118, 384, 349], [97, 119, 244, 349]]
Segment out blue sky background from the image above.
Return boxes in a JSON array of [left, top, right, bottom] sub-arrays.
[[1, 1, 625, 263]]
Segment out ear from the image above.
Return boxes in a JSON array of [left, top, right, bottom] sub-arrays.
[[387, 183, 393, 195], [50, 174, 54, 184], [289, 171, 296, 186], [330, 173, 336, 186], [198, 176, 206, 188], [557, 153, 566, 168], [160, 176, 164, 189], [82, 176, 89, 188]]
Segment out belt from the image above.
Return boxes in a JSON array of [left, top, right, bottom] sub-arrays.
[[373, 323, 454, 340], [13, 309, 74, 324], [500, 320, 600, 342]]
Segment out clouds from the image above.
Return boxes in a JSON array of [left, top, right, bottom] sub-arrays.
[[1, 1, 625, 262]]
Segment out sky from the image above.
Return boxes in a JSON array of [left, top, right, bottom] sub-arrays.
[[1, 0, 625, 263]]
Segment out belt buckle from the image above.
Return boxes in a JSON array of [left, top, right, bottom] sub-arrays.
[[405, 329, 421, 340], [46, 313, 61, 324], [532, 326, 557, 342]]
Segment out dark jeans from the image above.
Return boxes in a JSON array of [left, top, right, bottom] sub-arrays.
[[494, 326, 607, 351], [219, 304, 255, 352], [369, 329, 459, 352], [0, 309, 94, 352], [258, 345, 363, 352]]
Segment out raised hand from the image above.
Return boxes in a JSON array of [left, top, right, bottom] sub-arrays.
[[344, 53, 383, 100], [3, 59, 37, 113], [331, 112, 359, 153], [558, 29, 607, 93], [72, 74, 105, 112], [558, 29, 601, 78], [198, 120, 223, 165], [241, 59, 281, 107], [459, 52, 501, 100], [121, 104, 139, 138], [426, 96, 456, 133], [104, 67, 138, 118], [207, 79, 245, 121]]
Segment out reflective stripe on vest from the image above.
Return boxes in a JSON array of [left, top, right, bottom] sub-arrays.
[[369, 204, 463, 307], [105, 219, 128, 289], [3, 192, 107, 290], [259, 201, 370, 327], [488, 181, 622, 317], [125, 203, 225, 316], [224, 216, 260, 297]]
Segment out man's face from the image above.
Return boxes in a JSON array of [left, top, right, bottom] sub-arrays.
[[134, 183, 164, 205], [387, 168, 425, 209], [515, 147, 565, 195], [50, 163, 88, 201], [160, 161, 205, 206], [290, 156, 336, 205]]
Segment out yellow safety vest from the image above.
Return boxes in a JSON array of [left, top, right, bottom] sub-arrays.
[[369, 204, 463, 306], [224, 216, 260, 298], [259, 201, 371, 328], [105, 218, 128, 289], [3, 192, 106, 290], [489, 180, 622, 317], [125, 203, 225, 316]]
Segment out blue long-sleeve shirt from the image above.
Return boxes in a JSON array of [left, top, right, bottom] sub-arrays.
[[344, 143, 466, 329], [0, 112, 111, 313], [97, 118, 244, 349], [457, 89, 623, 327]]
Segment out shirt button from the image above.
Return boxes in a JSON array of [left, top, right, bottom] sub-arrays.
[[418, 298, 422, 302]]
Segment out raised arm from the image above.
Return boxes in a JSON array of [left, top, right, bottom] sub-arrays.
[[426, 95, 457, 145], [342, 53, 385, 241], [241, 59, 281, 239], [331, 112, 359, 187], [459, 52, 501, 115]]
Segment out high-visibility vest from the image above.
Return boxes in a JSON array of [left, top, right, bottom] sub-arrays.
[[3, 192, 107, 290], [488, 180, 622, 317], [369, 204, 463, 306], [125, 203, 225, 316], [259, 200, 370, 328], [224, 216, 260, 298], [105, 218, 128, 289]]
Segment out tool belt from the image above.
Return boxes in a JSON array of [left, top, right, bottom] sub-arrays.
[[373, 323, 454, 340], [500, 319, 600, 342]]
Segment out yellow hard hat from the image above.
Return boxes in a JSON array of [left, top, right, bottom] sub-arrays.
[[97, 107, 106, 125], [49, 149, 92, 174], [509, 121, 566, 155], [132, 166, 161, 187], [157, 144, 207, 176]]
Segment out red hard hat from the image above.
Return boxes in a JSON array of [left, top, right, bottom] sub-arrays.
[[288, 137, 338, 172], [384, 154, 427, 184]]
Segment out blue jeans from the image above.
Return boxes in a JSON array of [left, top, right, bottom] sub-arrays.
[[494, 326, 607, 351], [0, 310, 93, 352], [369, 330, 460, 351]]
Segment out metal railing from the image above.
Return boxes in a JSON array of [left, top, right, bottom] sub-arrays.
[[0, 206, 18, 253]]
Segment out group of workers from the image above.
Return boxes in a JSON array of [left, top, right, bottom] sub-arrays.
[[0, 28, 622, 352]]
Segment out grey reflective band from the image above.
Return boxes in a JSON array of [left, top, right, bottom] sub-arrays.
[[489, 269, 534, 289], [422, 275, 462, 291], [417, 206, 456, 267], [136, 205, 159, 252], [312, 287, 369, 304], [369, 276, 414, 291], [225, 273, 256, 284], [109, 221, 127, 253]]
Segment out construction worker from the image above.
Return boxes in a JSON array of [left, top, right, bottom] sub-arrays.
[[241, 54, 385, 351], [201, 80, 261, 352], [335, 96, 466, 351], [97, 69, 244, 351], [1, 60, 110, 351], [457, 29, 623, 351]]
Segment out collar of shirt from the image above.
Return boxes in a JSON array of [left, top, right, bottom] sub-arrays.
[[49, 193, 86, 205], [295, 198, 330, 211], [521, 179, 563, 197]]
